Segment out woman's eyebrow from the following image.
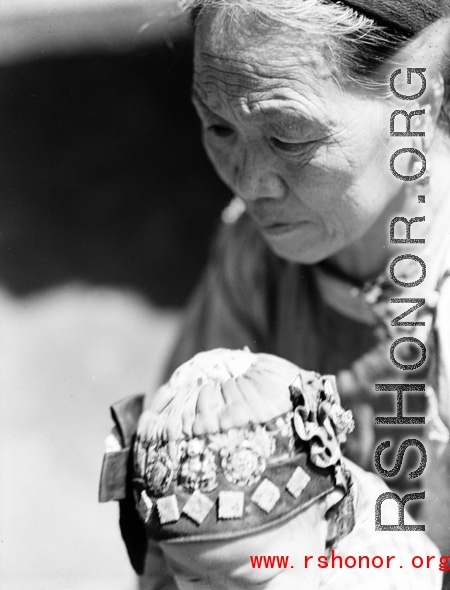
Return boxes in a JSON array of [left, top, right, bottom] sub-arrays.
[[191, 90, 330, 138]]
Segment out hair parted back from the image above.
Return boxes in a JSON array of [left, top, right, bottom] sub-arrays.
[[191, 0, 450, 132]]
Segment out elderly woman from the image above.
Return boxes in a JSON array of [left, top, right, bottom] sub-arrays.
[[150, 0, 450, 561], [100, 348, 442, 589]]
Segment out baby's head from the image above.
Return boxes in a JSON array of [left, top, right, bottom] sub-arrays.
[[134, 349, 355, 590]]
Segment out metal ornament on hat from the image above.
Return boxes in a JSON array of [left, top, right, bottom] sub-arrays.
[[137, 416, 293, 501], [145, 446, 175, 497], [133, 373, 355, 538], [290, 373, 357, 545], [221, 439, 266, 487], [179, 439, 218, 493], [290, 374, 355, 469]]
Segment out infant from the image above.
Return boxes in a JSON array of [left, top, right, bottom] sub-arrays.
[[100, 348, 442, 589]]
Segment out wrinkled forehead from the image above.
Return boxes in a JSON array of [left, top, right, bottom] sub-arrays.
[[193, 7, 336, 97]]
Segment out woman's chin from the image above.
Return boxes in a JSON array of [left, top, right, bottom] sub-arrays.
[[261, 227, 333, 265], [273, 247, 329, 264]]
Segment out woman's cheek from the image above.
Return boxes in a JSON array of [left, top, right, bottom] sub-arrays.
[[204, 139, 236, 189]]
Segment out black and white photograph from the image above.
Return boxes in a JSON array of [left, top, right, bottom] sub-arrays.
[[1, 1, 450, 589]]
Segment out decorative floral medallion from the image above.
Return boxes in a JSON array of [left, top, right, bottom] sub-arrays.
[[178, 439, 218, 493], [222, 440, 266, 487], [145, 446, 175, 496]]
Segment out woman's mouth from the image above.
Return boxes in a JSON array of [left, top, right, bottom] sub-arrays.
[[260, 221, 307, 236]]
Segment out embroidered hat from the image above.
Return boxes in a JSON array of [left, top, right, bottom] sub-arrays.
[[127, 349, 355, 544]]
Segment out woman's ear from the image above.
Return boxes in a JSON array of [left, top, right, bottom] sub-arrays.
[[422, 71, 445, 126], [408, 71, 445, 152]]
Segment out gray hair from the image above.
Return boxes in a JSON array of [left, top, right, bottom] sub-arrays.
[[190, 0, 450, 131]]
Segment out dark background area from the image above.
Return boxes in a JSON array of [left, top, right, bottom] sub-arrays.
[[0, 32, 231, 307], [0, 23, 232, 589]]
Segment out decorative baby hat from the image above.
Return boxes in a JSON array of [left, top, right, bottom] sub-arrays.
[[132, 348, 355, 543]]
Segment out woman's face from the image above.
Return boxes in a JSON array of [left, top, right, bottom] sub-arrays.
[[193, 11, 408, 264], [162, 505, 327, 590]]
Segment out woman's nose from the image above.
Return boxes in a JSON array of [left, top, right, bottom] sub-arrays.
[[233, 145, 285, 202]]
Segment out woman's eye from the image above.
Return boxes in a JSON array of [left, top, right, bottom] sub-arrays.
[[270, 137, 309, 152], [207, 124, 234, 138]]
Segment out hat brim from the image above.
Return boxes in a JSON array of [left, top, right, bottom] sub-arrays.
[[134, 452, 338, 544]]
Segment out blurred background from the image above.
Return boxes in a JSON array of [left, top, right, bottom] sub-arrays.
[[0, 2, 231, 588]]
